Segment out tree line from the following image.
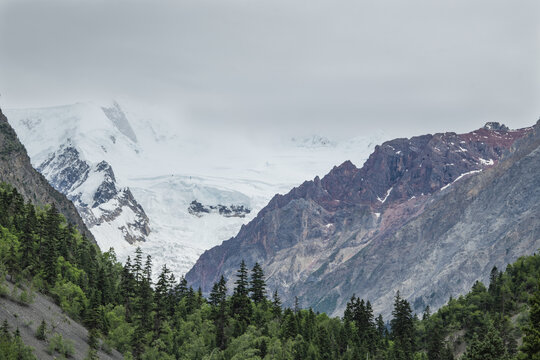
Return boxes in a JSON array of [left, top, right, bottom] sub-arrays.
[[0, 183, 538, 359]]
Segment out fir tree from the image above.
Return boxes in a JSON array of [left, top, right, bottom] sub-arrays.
[[137, 277, 154, 332], [390, 291, 415, 360], [174, 276, 188, 301], [462, 322, 507, 360], [520, 278, 540, 359], [272, 290, 282, 318], [1, 320, 10, 338], [143, 255, 152, 284], [36, 320, 47, 341], [209, 275, 227, 308], [427, 323, 444, 360], [133, 247, 143, 284], [120, 256, 135, 321], [209, 276, 228, 349], [155, 264, 172, 332], [234, 260, 249, 297], [42, 204, 61, 285], [19, 204, 36, 270], [231, 260, 252, 330], [249, 262, 267, 304]]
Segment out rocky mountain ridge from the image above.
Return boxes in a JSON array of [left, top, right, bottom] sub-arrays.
[[186, 121, 539, 317], [38, 142, 150, 244]]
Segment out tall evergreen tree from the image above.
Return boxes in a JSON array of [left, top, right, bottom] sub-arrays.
[[520, 278, 540, 359], [143, 255, 152, 284], [390, 291, 415, 360], [427, 323, 444, 360], [231, 260, 252, 329], [234, 260, 249, 297], [155, 264, 172, 332], [249, 262, 267, 304], [133, 247, 143, 284], [19, 204, 36, 270], [462, 322, 507, 360], [120, 256, 135, 321], [272, 290, 282, 318], [209, 275, 227, 308], [209, 276, 228, 349], [42, 204, 62, 285]]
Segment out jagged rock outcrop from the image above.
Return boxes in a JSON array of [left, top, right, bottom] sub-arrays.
[[186, 122, 539, 317], [0, 109, 94, 241], [38, 143, 150, 244], [188, 200, 251, 218]]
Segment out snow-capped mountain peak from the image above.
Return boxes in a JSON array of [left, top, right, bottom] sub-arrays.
[[101, 101, 138, 143], [5, 101, 385, 278]]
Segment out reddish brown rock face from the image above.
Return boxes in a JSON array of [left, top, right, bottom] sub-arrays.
[[262, 124, 530, 214], [186, 121, 539, 317]]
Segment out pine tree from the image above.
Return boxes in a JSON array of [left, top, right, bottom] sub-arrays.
[[143, 255, 152, 284], [376, 314, 386, 339], [231, 260, 252, 329], [272, 290, 282, 318], [427, 323, 444, 360], [131, 321, 147, 359], [364, 300, 377, 354], [209, 275, 227, 308], [42, 204, 61, 285], [209, 276, 228, 349], [133, 247, 143, 284], [138, 277, 154, 332], [520, 278, 540, 359], [234, 260, 249, 297], [101, 264, 115, 305], [249, 262, 267, 304], [36, 319, 47, 341], [281, 309, 298, 339], [173, 276, 188, 302], [344, 294, 356, 323], [155, 264, 172, 332], [422, 306, 431, 321], [87, 328, 99, 360], [1, 320, 10, 338], [120, 256, 135, 321], [462, 322, 507, 360], [19, 204, 36, 270], [85, 289, 103, 331], [489, 266, 503, 314], [390, 291, 415, 360], [5, 243, 19, 278]]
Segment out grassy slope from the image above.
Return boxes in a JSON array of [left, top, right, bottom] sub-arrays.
[[0, 280, 123, 360]]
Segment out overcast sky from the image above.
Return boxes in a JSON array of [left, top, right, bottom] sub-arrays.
[[0, 0, 539, 140]]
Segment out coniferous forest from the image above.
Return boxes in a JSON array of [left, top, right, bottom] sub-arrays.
[[0, 183, 539, 359]]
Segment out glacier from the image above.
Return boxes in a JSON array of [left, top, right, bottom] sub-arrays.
[[5, 101, 386, 278]]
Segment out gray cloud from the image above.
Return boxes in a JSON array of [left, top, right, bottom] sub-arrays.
[[0, 0, 539, 140]]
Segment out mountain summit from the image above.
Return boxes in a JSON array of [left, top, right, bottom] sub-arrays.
[[186, 121, 540, 317]]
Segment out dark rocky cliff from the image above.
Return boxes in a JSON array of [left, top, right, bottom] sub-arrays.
[[38, 144, 150, 244], [0, 108, 94, 242], [186, 122, 539, 317]]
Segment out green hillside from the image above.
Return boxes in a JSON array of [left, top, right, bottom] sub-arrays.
[[0, 183, 538, 359]]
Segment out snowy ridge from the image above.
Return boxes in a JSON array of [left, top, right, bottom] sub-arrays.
[[440, 169, 483, 191], [377, 187, 393, 203], [36, 141, 150, 244]]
